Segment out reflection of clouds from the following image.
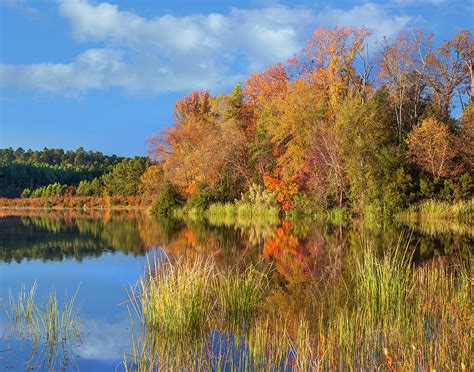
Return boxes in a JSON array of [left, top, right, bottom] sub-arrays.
[[76, 316, 134, 362]]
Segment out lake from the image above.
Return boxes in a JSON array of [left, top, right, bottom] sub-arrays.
[[0, 209, 471, 370]]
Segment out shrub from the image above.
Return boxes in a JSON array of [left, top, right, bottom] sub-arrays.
[[152, 183, 184, 217]]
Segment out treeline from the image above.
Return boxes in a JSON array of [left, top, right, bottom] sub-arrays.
[[0, 147, 122, 169], [17, 158, 152, 199], [0, 147, 155, 200], [0, 147, 124, 198], [150, 27, 473, 216]]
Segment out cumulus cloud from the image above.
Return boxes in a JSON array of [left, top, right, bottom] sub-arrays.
[[0, 0, 413, 96]]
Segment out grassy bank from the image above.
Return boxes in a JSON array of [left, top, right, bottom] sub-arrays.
[[397, 198, 473, 237], [172, 201, 280, 225], [398, 198, 473, 222], [124, 245, 471, 370]]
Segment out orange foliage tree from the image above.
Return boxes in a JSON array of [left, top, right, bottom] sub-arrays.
[[263, 172, 299, 211]]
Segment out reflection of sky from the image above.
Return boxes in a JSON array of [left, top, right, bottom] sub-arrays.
[[0, 251, 157, 370]]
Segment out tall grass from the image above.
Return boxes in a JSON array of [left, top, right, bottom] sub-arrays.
[[206, 202, 279, 225], [5, 284, 83, 370], [218, 265, 269, 326], [129, 257, 271, 344], [35, 287, 82, 350], [399, 197, 473, 221], [124, 242, 471, 370], [7, 282, 37, 334], [134, 258, 215, 342]]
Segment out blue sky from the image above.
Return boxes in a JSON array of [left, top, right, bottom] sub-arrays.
[[1, 0, 472, 156]]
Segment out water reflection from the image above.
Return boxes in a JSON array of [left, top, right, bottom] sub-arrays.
[[1, 209, 470, 265], [0, 209, 471, 370]]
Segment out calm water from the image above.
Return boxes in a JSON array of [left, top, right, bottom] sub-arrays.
[[0, 209, 471, 370]]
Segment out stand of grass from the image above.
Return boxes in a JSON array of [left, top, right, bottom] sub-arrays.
[[218, 265, 270, 326], [399, 197, 473, 221], [7, 281, 37, 334], [5, 284, 83, 370], [35, 286, 82, 350], [133, 257, 215, 343], [206, 202, 279, 225], [125, 241, 470, 370]]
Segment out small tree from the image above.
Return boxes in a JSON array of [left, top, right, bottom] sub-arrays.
[[21, 188, 31, 198], [152, 183, 184, 217], [407, 117, 457, 177]]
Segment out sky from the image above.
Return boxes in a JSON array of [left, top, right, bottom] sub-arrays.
[[0, 0, 473, 157]]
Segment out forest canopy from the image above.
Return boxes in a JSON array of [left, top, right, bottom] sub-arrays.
[[149, 27, 473, 214], [0, 147, 149, 199], [1, 27, 473, 215]]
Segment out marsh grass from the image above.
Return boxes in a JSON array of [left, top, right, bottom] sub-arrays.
[[7, 281, 37, 335], [207, 202, 280, 225], [399, 198, 473, 222], [218, 265, 270, 326], [5, 284, 83, 370], [124, 241, 471, 370], [129, 257, 272, 345], [35, 286, 82, 350], [133, 257, 215, 343]]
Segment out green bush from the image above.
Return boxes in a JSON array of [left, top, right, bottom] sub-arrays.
[[153, 183, 184, 217], [185, 185, 214, 211]]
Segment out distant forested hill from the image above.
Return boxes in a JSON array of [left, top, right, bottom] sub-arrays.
[[0, 147, 124, 198]]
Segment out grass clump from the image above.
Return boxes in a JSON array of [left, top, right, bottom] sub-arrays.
[[35, 287, 82, 350], [354, 243, 414, 328], [218, 265, 270, 326], [7, 282, 37, 334], [5, 284, 83, 370], [135, 258, 214, 342], [130, 257, 272, 345]]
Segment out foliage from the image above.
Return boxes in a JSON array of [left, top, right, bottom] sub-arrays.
[[102, 157, 150, 197], [76, 178, 104, 197], [152, 183, 184, 217], [0, 147, 123, 198], [28, 183, 67, 198], [407, 117, 457, 177]]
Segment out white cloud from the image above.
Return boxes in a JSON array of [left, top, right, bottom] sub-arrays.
[[0, 0, 413, 96]]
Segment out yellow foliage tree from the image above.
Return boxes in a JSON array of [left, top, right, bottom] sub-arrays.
[[407, 117, 457, 177]]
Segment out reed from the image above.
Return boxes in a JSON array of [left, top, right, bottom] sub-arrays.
[[7, 281, 37, 334], [5, 284, 83, 370], [399, 197, 473, 221], [125, 242, 471, 370], [133, 257, 215, 343], [218, 264, 270, 326]]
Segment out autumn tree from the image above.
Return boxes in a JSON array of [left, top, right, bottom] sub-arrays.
[[139, 165, 163, 204], [427, 30, 473, 119], [379, 30, 433, 144], [151, 88, 248, 197], [335, 92, 393, 209], [243, 63, 288, 178], [457, 102, 474, 174], [406, 117, 457, 178], [289, 26, 372, 113]]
